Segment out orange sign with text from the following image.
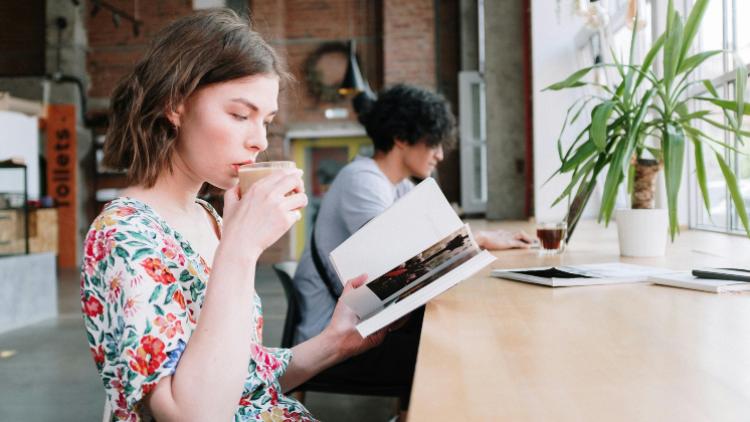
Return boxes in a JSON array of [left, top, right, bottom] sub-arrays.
[[45, 104, 77, 268]]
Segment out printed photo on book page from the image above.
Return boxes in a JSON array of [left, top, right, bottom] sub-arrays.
[[342, 224, 480, 319]]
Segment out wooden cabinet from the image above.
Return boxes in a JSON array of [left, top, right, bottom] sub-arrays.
[[0, 208, 57, 255]]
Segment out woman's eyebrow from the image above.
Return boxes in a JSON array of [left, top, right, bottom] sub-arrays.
[[230, 98, 277, 117]]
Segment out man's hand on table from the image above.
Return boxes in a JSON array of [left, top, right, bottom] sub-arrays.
[[475, 229, 536, 250]]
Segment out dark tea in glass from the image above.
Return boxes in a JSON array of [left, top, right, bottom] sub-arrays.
[[536, 222, 567, 255]]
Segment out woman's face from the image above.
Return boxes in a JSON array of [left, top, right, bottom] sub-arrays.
[[172, 74, 279, 190], [401, 141, 444, 179]]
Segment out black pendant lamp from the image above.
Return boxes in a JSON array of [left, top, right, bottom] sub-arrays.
[[338, 40, 368, 98]]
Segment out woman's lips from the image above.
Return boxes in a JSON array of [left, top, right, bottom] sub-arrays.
[[232, 160, 255, 173]]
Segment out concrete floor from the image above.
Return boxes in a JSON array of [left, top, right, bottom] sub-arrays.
[[0, 265, 397, 421]]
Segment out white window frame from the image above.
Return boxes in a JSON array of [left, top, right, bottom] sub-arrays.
[[458, 70, 488, 214], [687, 0, 750, 235]]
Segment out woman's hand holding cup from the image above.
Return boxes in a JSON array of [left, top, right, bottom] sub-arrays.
[[221, 162, 307, 261]]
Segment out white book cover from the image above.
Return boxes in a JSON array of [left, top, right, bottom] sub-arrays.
[[649, 272, 750, 293], [330, 178, 496, 337], [491, 262, 672, 287]]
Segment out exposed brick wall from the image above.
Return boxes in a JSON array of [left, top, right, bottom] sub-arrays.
[[252, 0, 381, 125], [87, 0, 194, 100], [85, 1, 292, 157], [249, 2, 286, 137], [249, 1, 285, 41], [383, 0, 435, 88], [86, 0, 439, 137]]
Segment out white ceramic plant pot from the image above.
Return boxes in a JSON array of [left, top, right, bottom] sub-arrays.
[[615, 208, 668, 257]]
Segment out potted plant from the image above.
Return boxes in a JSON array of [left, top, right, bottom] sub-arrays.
[[546, 0, 749, 256]]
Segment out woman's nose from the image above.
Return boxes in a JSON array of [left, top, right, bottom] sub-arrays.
[[244, 122, 268, 152]]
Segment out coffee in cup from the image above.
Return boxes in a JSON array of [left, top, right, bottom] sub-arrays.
[[238, 161, 297, 195]]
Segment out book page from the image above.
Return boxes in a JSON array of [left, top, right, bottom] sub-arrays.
[[330, 178, 463, 286], [342, 224, 479, 318]]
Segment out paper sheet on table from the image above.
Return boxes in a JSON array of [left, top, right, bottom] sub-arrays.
[[491, 262, 673, 287]]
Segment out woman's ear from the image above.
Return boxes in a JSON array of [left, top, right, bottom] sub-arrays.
[[165, 103, 185, 129]]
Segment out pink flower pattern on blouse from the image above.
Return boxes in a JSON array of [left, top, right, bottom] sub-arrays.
[[81, 198, 316, 421]]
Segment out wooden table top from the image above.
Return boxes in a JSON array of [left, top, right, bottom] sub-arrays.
[[408, 220, 750, 422]]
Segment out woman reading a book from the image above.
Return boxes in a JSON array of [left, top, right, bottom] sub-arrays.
[[80, 10, 386, 421], [292, 84, 534, 418]]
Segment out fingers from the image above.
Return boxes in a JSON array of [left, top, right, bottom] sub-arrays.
[[343, 274, 368, 293], [290, 209, 302, 222], [369, 327, 388, 344], [272, 170, 305, 197], [388, 315, 410, 332], [266, 169, 305, 196], [275, 193, 306, 227], [510, 239, 531, 249], [281, 191, 308, 212], [241, 169, 304, 201], [514, 230, 535, 244]]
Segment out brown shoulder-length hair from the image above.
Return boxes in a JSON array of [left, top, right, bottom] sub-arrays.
[[103, 9, 290, 187]]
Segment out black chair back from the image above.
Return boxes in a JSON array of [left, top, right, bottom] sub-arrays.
[[272, 261, 300, 349]]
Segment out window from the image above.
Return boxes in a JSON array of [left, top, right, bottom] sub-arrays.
[[689, 0, 750, 235], [459, 0, 487, 214], [571, 1, 654, 214], [459, 71, 488, 214]]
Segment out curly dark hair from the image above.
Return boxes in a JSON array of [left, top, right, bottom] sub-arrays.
[[356, 84, 456, 153]]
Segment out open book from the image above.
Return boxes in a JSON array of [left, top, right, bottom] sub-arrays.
[[491, 262, 672, 287], [331, 178, 496, 337]]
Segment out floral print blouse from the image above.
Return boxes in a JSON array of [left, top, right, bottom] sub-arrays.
[[81, 197, 316, 421]]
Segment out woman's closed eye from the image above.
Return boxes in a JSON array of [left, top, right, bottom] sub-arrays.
[[229, 112, 272, 131]]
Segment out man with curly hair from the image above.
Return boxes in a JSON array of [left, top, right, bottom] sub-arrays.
[[291, 84, 533, 419]]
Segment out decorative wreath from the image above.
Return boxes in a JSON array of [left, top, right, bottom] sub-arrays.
[[303, 41, 350, 103]]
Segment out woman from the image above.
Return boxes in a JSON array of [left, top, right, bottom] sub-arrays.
[[80, 10, 383, 421]]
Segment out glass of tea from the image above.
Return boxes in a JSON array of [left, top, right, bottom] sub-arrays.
[[536, 221, 567, 255]]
